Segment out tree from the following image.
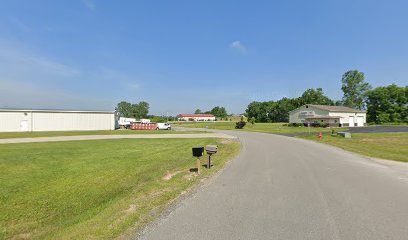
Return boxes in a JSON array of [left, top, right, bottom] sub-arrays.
[[299, 88, 333, 105], [116, 101, 133, 118], [365, 84, 408, 123], [131, 101, 149, 119], [116, 101, 149, 119], [194, 109, 202, 114], [341, 70, 371, 109], [210, 106, 228, 118]]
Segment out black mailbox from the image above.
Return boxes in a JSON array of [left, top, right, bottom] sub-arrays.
[[192, 146, 204, 157]]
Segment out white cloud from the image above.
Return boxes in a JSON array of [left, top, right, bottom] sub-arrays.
[[230, 40, 247, 53], [82, 0, 96, 11]]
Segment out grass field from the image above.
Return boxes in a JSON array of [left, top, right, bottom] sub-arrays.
[[0, 129, 201, 139], [0, 138, 240, 239], [300, 132, 408, 162], [173, 121, 348, 135]]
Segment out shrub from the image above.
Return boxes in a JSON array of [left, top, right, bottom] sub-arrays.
[[235, 121, 246, 129]]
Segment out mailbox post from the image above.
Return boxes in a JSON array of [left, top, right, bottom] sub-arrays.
[[205, 145, 218, 169], [192, 146, 204, 173]]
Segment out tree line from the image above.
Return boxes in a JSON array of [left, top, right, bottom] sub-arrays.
[[116, 101, 149, 119], [246, 70, 407, 124], [194, 106, 228, 118]]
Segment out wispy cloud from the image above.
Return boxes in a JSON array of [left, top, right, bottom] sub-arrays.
[[230, 40, 247, 53], [0, 41, 81, 81], [0, 79, 111, 110], [82, 0, 96, 11]]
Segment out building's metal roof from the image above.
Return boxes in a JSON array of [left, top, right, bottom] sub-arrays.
[[289, 105, 366, 113], [0, 108, 115, 114], [306, 105, 365, 113]]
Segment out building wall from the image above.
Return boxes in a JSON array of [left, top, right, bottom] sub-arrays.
[[289, 106, 329, 123], [289, 106, 367, 127], [178, 116, 215, 121], [329, 112, 366, 126], [0, 111, 115, 132], [0, 112, 32, 132]]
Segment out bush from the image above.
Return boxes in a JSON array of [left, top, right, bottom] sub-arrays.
[[235, 121, 246, 129]]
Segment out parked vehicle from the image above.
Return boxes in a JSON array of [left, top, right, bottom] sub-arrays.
[[140, 118, 151, 124], [118, 117, 136, 129], [156, 123, 171, 130], [130, 122, 157, 130]]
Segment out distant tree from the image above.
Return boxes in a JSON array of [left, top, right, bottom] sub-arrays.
[[210, 106, 228, 118], [194, 109, 202, 114], [116, 101, 133, 118], [365, 84, 408, 123], [132, 101, 149, 119], [249, 117, 256, 125], [299, 88, 333, 105], [341, 70, 371, 109]]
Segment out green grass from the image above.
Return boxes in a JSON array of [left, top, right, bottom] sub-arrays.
[[0, 129, 202, 139], [173, 122, 348, 135], [299, 132, 408, 162], [0, 138, 240, 239]]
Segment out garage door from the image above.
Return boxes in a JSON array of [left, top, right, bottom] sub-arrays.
[[357, 116, 364, 127]]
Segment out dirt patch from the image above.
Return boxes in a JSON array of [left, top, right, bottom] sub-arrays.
[[183, 172, 197, 181], [162, 170, 182, 181], [124, 204, 138, 214], [11, 233, 31, 240]]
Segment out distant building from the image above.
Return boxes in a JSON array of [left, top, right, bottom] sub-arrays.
[[177, 114, 216, 121], [289, 105, 366, 127], [0, 108, 115, 132]]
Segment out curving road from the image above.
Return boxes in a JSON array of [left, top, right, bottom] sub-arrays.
[[138, 131, 408, 240]]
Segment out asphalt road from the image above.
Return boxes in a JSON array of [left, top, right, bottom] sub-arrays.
[[349, 126, 408, 133], [138, 131, 408, 240]]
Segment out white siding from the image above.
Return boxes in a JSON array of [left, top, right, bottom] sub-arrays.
[[0, 110, 115, 132], [289, 106, 329, 123], [329, 112, 366, 126], [0, 112, 32, 132]]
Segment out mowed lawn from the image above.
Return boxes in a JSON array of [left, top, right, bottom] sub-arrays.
[[300, 132, 408, 162], [0, 138, 240, 239], [173, 122, 348, 134], [0, 129, 201, 139]]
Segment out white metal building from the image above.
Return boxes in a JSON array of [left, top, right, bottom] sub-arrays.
[[0, 109, 115, 132], [177, 114, 216, 121], [289, 105, 366, 127]]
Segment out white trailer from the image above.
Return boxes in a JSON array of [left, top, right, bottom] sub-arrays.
[[118, 117, 136, 129]]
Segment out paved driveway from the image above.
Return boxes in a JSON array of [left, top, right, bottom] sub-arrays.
[[138, 130, 408, 240]]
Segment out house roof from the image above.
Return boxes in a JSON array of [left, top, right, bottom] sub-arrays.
[[177, 114, 215, 118], [305, 105, 365, 113]]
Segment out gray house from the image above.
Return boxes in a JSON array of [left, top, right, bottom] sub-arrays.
[[289, 105, 366, 127]]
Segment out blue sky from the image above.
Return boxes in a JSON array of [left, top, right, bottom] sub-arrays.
[[0, 0, 407, 115]]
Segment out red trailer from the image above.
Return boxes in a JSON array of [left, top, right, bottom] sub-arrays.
[[130, 122, 157, 130]]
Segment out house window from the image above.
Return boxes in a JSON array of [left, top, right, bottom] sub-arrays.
[[334, 120, 337, 123]]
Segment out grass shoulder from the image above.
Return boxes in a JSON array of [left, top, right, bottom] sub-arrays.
[[173, 121, 348, 134], [298, 132, 408, 162], [0, 138, 240, 239], [0, 129, 203, 139]]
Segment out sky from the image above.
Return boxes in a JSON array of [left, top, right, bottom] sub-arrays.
[[0, 0, 407, 115]]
